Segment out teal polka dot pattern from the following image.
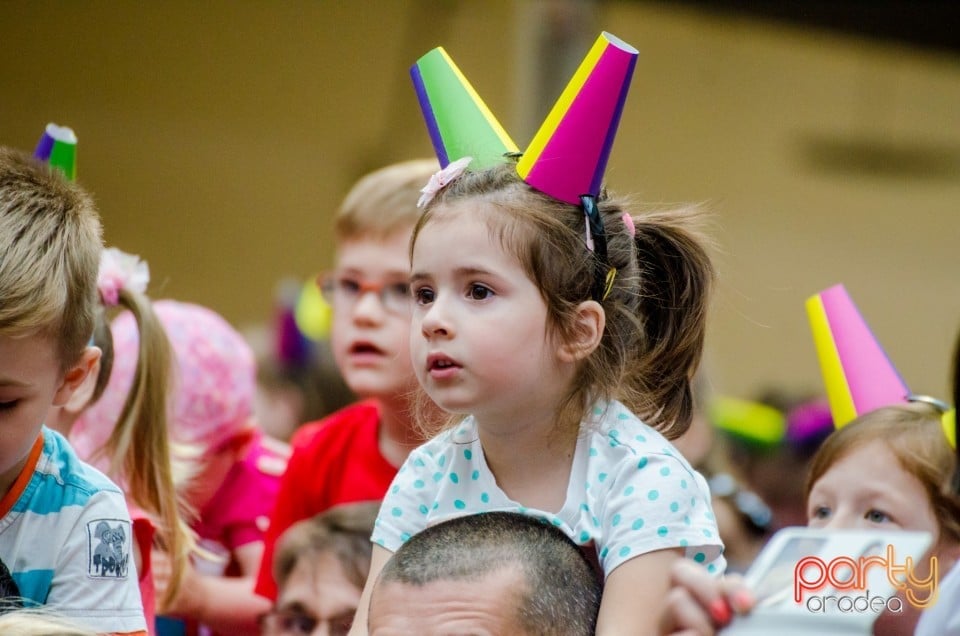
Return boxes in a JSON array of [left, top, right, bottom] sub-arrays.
[[694, 552, 706, 563], [370, 405, 726, 579], [401, 532, 411, 542]]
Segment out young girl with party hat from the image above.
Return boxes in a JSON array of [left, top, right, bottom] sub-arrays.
[[354, 33, 725, 634], [34, 124, 193, 632], [658, 284, 960, 636]]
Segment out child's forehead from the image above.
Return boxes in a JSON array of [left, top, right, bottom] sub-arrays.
[[0, 331, 62, 384], [335, 231, 412, 270]]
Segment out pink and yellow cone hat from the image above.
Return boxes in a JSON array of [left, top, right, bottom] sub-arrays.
[[806, 283, 955, 448]]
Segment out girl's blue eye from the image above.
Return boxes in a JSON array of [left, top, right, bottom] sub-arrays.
[[865, 509, 891, 524], [811, 506, 830, 520], [468, 284, 493, 301]]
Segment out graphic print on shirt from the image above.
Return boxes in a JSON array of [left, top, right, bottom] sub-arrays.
[[87, 519, 131, 578]]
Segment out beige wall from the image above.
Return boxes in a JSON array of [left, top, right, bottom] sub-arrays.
[[2, 1, 958, 401]]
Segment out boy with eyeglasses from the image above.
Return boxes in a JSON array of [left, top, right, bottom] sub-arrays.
[[255, 160, 438, 601]]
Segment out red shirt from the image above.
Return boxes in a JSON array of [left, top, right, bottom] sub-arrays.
[[254, 401, 396, 600]]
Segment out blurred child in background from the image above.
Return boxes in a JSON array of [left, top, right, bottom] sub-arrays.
[[48, 247, 194, 633], [709, 389, 833, 531], [659, 402, 960, 636], [254, 159, 438, 600], [74, 299, 288, 634], [260, 501, 378, 636]]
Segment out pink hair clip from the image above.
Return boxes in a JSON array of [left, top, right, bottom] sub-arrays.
[[97, 247, 150, 306], [621, 212, 636, 238], [417, 156, 473, 209]]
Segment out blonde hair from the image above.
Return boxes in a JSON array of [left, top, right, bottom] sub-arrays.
[[805, 404, 960, 543], [413, 163, 714, 439], [0, 147, 102, 369], [334, 159, 438, 241], [91, 288, 195, 612], [0, 608, 97, 636]]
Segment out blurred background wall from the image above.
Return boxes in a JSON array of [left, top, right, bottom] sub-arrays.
[[2, 0, 958, 401]]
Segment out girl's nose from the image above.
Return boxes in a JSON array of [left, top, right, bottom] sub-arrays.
[[419, 300, 453, 339]]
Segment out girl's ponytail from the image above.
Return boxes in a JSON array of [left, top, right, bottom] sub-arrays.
[[629, 207, 714, 439], [84, 247, 195, 612], [104, 288, 194, 612]]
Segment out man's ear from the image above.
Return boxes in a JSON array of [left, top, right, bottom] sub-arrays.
[[52, 346, 102, 408], [557, 301, 605, 363]]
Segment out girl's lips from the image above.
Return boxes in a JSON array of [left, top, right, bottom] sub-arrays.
[[427, 352, 461, 379], [349, 341, 384, 355], [348, 341, 386, 366]]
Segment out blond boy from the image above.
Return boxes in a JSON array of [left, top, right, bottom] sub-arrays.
[[255, 159, 437, 599], [0, 147, 146, 634]]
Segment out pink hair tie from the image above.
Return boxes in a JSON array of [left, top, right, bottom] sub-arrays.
[[417, 156, 472, 209], [621, 212, 636, 238], [97, 247, 150, 306]]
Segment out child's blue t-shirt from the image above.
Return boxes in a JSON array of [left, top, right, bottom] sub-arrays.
[[373, 400, 726, 576], [0, 427, 146, 633]]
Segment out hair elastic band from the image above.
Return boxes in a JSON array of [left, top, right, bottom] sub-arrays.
[[97, 247, 150, 307], [906, 394, 951, 413], [580, 195, 612, 302]]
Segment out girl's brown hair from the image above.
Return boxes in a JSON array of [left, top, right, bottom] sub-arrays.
[[805, 404, 960, 543], [412, 163, 714, 439]]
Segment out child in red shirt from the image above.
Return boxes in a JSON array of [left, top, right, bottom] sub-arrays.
[[255, 159, 438, 600]]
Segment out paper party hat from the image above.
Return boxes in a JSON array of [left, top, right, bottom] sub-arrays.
[[33, 123, 77, 181], [516, 32, 638, 205], [411, 47, 518, 170], [806, 284, 910, 427]]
